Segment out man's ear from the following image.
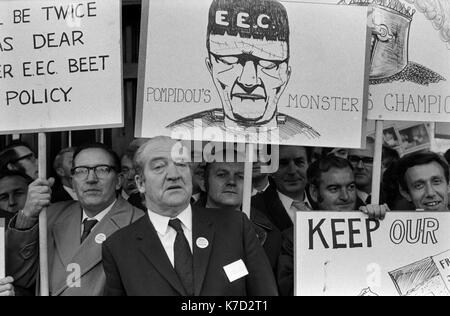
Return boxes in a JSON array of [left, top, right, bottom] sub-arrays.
[[309, 184, 319, 204], [135, 174, 146, 194], [199, 177, 206, 193], [7, 163, 18, 172], [116, 173, 124, 191], [55, 167, 65, 178], [399, 185, 412, 202]]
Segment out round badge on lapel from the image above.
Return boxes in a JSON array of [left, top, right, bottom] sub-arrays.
[[196, 237, 209, 249], [95, 233, 107, 244]]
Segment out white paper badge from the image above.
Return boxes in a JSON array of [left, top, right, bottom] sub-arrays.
[[95, 233, 107, 244], [196, 237, 209, 249], [223, 259, 249, 283]]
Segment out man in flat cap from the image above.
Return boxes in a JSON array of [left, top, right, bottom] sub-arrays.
[[168, 0, 320, 142]]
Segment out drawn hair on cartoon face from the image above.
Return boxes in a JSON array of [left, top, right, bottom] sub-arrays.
[[206, 0, 290, 53], [205, 0, 292, 126]]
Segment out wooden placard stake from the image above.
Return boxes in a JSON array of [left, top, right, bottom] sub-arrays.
[[38, 133, 49, 296], [242, 143, 254, 219], [371, 120, 384, 205]]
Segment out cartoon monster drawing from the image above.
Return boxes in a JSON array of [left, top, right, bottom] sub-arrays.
[[339, 0, 447, 86], [167, 0, 321, 142]]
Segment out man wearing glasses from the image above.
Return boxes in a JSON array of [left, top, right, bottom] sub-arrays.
[[168, 0, 320, 142], [6, 143, 143, 296], [347, 137, 375, 205], [0, 141, 39, 180]]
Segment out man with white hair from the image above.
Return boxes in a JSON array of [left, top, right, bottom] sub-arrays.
[[102, 137, 278, 296]]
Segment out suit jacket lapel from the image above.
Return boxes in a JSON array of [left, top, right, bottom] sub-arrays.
[[52, 198, 135, 296], [72, 199, 132, 274], [137, 215, 187, 296], [52, 204, 82, 268], [266, 183, 292, 230], [192, 207, 215, 296]]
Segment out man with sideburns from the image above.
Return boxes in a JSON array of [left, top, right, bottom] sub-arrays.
[[277, 156, 389, 296]]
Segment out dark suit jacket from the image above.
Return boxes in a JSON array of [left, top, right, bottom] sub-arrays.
[[6, 197, 143, 296], [277, 227, 294, 296], [51, 183, 74, 204], [193, 196, 282, 272], [127, 192, 146, 212], [252, 179, 293, 232], [0, 209, 14, 227], [102, 206, 278, 296]]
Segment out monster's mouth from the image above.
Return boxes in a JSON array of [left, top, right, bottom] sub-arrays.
[[230, 81, 267, 102], [231, 93, 266, 101]]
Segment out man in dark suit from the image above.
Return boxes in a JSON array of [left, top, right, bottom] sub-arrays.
[[348, 137, 375, 205], [0, 170, 32, 218], [252, 146, 313, 232], [0, 208, 14, 227], [51, 147, 77, 203], [0, 141, 38, 180], [277, 156, 389, 296], [194, 159, 282, 271], [397, 151, 450, 212], [120, 150, 146, 211], [6, 143, 143, 296], [102, 137, 278, 296]]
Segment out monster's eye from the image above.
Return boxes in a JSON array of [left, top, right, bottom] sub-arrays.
[[259, 60, 278, 70], [217, 56, 239, 65]]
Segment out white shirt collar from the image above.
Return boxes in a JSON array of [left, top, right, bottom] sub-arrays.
[[121, 190, 130, 201], [357, 190, 370, 204], [191, 193, 201, 203], [277, 190, 310, 211], [147, 204, 192, 236], [82, 199, 117, 223], [252, 181, 271, 196], [63, 185, 78, 201]]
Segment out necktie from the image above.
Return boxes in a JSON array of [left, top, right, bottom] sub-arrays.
[[169, 218, 194, 296], [81, 219, 98, 244], [366, 195, 372, 205], [292, 200, 311, 211]]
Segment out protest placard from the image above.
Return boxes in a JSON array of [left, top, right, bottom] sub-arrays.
[[368, 121, 432, 156], [0, 0, 123, 134], [136, 0, 370, 148], [329, 0, 450, 122], [295, 211, 450, 296], [436, 123, 450, 140]]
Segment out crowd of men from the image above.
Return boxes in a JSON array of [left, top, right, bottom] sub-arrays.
[[0, 137, 449, 296]]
